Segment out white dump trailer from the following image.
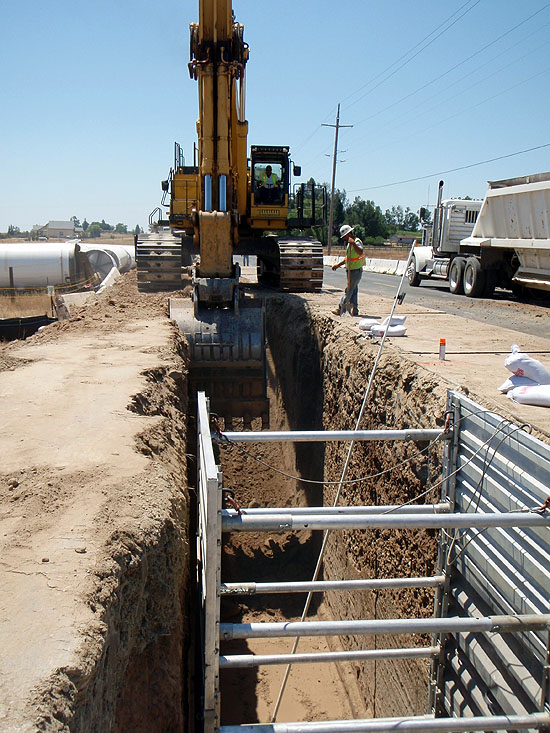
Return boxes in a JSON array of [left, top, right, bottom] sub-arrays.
[[0, 241, 95, 290], [408, 173, 550, 298]]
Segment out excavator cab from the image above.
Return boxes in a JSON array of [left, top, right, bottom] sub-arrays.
[[249, 145, 289, 230]]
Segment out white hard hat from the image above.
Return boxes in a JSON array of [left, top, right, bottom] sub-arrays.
[[340, 224, 354, 238]]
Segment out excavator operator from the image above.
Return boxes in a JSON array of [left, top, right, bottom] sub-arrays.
[[258, 165, 281, 203]]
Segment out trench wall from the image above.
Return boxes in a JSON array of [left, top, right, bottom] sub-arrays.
[[34, 331, 194, 732], [268, 296, 449, 718]]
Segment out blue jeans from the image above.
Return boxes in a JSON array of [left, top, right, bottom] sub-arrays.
[[339, 267, 362, 314]]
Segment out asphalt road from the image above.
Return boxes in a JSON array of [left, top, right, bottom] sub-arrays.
[[323, 267, 549, 338]]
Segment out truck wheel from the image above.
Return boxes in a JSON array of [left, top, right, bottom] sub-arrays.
[[407, 257, 421, 287], [463, 257, 485, 298], [449, 257, 465, 294]]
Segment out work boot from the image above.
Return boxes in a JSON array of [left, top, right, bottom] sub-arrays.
[[331, 309, 340, 316], [351, 309, 359, 316]]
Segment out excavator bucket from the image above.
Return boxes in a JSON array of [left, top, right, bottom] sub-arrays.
[[169, 296, 268, 428]]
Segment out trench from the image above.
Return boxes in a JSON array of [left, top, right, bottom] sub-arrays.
[[216, 295, 447, 725], [94, 292, 448, 730]]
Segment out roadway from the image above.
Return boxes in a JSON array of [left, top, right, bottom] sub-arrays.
[[323, 266, 549, 338]]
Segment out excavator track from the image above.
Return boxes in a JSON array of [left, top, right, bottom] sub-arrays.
[[136, 230, 183, 292], [278, 239, 324, 291], [257, 239, 324, 292]]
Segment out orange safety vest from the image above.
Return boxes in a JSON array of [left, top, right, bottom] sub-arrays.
[[345, 241, 365, 270]]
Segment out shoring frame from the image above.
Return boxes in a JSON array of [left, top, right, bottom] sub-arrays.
[[196, 391, 550, 731]]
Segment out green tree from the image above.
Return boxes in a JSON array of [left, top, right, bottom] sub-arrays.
[[71, 215, 81, 227], [87, 223, 102, 238], [114, 223, 128, 234], [100, 219, 113, 231], [345, 197, 387, 240], [7, 225, 20, 237], [82, 219, 89, 231], [402, 207, 419, 232], [134, 225, 141, 235]]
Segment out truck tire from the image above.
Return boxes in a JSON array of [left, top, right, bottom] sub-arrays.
[[463, 257, 485, 298], [449, 257, 465, 294], [407, 256, 421, 287]]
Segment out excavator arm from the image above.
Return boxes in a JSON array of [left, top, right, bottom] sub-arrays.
[[188, 0, 248, 285]]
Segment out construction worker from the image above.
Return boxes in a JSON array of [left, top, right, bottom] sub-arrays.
[[259, 165, 280, 203], [332, 224, 365, 316]]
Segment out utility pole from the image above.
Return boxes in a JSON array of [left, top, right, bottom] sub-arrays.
[[322, 103, 352, 255]]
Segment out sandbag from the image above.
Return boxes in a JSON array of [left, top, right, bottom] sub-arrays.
[[358, 318, 380, 332], [359, 315, 407, 332], [380, 315, 407, 326], [504, 344, 550, 384], [507, 384, 550, 407], [370, 324, 407, 337], [498, 375, 539, 393]]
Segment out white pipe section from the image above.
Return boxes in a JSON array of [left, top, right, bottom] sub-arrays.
[[220, 712, 550, 732], [220, 576, 445, 595], [222, 429, 444, 443], [220, 614, 550, 641], [220, 645, 440, 668], [0, 242, 79, 288], [222, 511, 550, 533], [225, 503, 451, 516]]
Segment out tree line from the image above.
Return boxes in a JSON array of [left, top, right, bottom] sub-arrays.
[[72, 217, 142, 238], [327, 188, 431, 245], [1, 217, 142, 239]]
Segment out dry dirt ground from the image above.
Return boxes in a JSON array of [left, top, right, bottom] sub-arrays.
[[0, 267, 549, 730]]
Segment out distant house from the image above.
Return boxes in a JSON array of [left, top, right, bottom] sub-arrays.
[[388, 234, 417, 245], [36, 221, 82, 239]]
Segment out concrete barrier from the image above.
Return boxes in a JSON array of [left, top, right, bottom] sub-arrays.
[[324, 256, 407, 277]]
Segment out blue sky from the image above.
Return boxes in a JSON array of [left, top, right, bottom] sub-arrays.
[[1, 0, 549, 232]]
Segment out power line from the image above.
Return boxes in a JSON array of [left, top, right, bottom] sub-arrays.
[[344, 20, 550, 161], [345, 0, 483, 111], [293, 1, 481, 156], [349, 47, 550, 162], [347, 142, 550, 193], [353, 2, 550, 128]]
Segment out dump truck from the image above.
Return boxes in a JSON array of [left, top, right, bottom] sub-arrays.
[[408, 173, 550, 298], [136, 0, 326, 426]]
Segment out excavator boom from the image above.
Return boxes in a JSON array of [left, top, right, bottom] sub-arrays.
[[137, 0, 325, 426]]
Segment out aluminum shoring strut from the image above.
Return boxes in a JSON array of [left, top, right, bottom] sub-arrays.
[[220, 711, 550, 732], [220, 575, 445, 595], [221, 428, 444, 442], [235, 502, 451, 515], [221, 613, 550, 641], [222, 511, 550, 533], [220, 645, 440, 668]]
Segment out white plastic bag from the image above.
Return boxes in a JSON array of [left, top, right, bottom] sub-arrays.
[[507, 384, 550, 407], [498, 375, 539, 393], [358, 318, 380, 332], [359, 315, 407, 333], [370, 324, 407, 337], [504, 344, 550, 384]]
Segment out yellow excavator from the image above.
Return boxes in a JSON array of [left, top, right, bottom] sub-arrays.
[[136, 0, 325, 426]]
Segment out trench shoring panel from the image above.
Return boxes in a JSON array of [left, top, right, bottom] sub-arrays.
[[438, 391, 550, 722]]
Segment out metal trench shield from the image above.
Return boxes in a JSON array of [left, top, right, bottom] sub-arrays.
[[170, 295, 269, 427]]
